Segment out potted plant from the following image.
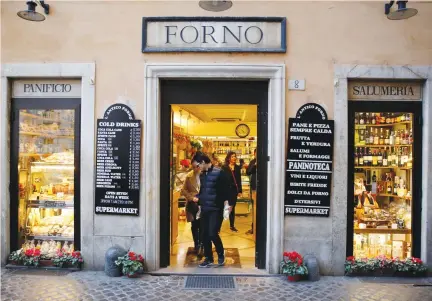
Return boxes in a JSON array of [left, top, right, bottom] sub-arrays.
[[115, 251, 144, 278], [345, 256, 378, 276], [69, 251, 84, 267], [280, 251, 308, 282], [376, 255, 393, 275], [39, 254, 53, 267], [8, 249, 23, 265], [393, 257, 428, 277], [52, 251, 70, 268], [22, 248, 41, 267]]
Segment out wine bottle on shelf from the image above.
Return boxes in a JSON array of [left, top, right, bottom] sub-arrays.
[[407, 150, 413, 168], [401, 113, 406, 122], [398, 149, 403, 167], [387, 183, 392, 194], [374, 129, 379, 145], [391, 113, 396, 124], [354, 148, 359, 166], [363, 147, 370, 166], [390, 131, 395, 145], [371, 113, 376, 125], [384, 129, 390, 145], [395, 130, 400, 145], [354, 113, 359, 124], [369, 130, 374, 144], [406, 113, 411, 121], [365, 113, 371, 124], [359, 148, 364, 166], [382, 147, 388, 167], [359, 113, 365, 125], [379, 128, 385, 145], [372, 171, 377, 183], [377, 149, 383, 166], [372, 150, 378, 166]]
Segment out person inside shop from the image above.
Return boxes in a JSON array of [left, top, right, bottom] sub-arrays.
[[192, 152, 230, 268], [222, 151, 242, 232], [211, 152, 223, 167], [181, 158, 203, 255], [246, 149, 257, 237]]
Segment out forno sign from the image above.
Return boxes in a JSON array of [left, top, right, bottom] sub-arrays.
[[142, 17, 286, 53]]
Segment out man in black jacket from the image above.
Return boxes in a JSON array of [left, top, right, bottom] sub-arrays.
[[192, 152, 230, 268]]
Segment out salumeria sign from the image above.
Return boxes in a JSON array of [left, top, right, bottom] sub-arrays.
[[348, 81, 422, 100], [142, 17, 286, 53]]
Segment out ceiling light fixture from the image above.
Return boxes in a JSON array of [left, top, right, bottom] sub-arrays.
[[385, 1, 418, 20], [17, 0, 50, 22], [199, 0, 233, 12]]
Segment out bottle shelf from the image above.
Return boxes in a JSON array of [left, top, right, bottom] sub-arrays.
[[355, 144, 412, 147], [354, 228, 411, 234], [354, 166, 412, 170], [355, 121, 412, 128]]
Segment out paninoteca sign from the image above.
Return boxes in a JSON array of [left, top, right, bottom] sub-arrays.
[[142, 17, 286, 53]]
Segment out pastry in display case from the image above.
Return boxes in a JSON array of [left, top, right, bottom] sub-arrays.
[[353, 112, 413, 259], [15, 109, 76, 258]]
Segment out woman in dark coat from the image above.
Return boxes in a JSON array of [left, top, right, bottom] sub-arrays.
[[222, 151, 242, 232]]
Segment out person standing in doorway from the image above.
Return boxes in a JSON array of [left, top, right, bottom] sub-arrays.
[[246, 149, 257, 239], [222, 152, 242, 232], [181, 159, 202, 255], [192, 152, 230, 268]]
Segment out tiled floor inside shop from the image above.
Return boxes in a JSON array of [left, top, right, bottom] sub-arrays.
[[170, 212, 256, 269]]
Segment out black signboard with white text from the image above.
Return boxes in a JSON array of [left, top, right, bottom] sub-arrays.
[[95, 104, 141, 215], [285, 103, 334, 217]]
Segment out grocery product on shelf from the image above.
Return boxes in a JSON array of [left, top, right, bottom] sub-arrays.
[[16, 108, 76, 250], [353, 112, 413, 259]]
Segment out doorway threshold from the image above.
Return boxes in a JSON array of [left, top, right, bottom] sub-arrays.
[[148, 266, 276, 277]]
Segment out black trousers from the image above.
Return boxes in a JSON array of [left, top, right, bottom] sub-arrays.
[[229, 204, 236, 228], [201, 210, 224, 261], [228, 189, 238, 228], [191, 219, 201, 249]]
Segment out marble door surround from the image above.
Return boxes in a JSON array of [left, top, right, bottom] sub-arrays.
[[143, 63, 286, 273], [333, 65, 432, 274]]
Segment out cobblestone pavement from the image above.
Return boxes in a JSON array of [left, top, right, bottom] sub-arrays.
[[1, 269, 432, 301]]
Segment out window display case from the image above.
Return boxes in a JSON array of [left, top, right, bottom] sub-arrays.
[[351, 110, 419, 259], [11, 101, 80, 254]]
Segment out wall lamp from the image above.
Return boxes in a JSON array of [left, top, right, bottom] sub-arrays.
[[17, 0, 50, 22], [199, 0, 233, 12], [385, 1, 418, 20]]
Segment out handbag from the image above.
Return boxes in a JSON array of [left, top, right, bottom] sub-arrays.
[[186, 200, 198, 216]]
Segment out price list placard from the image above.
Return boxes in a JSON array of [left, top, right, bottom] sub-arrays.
[[285, 103, 334, 217], [95, 104, 141, 216]]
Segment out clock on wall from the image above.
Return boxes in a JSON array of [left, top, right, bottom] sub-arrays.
[[235, 123, 250, 138]]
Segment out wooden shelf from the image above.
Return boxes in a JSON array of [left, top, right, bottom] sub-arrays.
[[355, 121, 412, 128], [20, 112, 73, 124], [28, 235, 74, 241], [354, 228, 411, 234], [20, 131, 74, 139], [354, 166, 412, 170], [355, 144, 412, 147]]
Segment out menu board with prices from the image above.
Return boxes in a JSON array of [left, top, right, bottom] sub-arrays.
[[95, 104, 141, 215], [285, 103, 334, 217]]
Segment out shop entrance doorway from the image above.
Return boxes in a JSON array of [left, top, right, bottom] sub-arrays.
[[160, 80, 268, 269]]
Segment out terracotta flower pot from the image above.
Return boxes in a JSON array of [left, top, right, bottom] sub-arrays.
[[287, 274, 302, 282], [39, 259, 52, 267], [8, 260, 20, 265]]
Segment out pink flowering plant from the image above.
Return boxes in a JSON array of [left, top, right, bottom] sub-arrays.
[[393, 257, 428, 274], [345, 256, 428, 276]]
